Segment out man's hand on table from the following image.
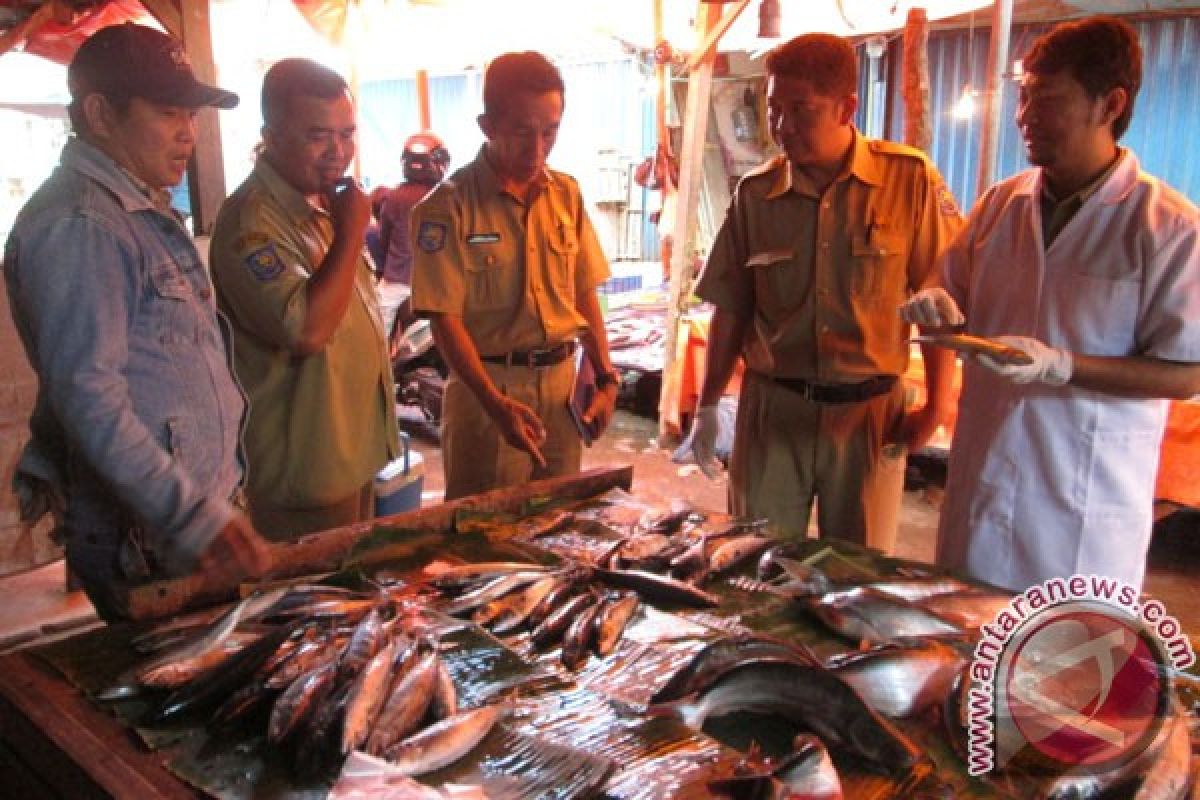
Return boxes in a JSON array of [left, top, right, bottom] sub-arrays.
[[197, 514, 274, 584]]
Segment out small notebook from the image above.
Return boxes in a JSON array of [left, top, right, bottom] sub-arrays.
[[568, 347, 601, 446]]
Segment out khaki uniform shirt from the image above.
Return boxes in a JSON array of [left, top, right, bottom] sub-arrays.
[[210, 159, 398, 509], [410, 147, 610, 353], [696, 132, 963, 383]]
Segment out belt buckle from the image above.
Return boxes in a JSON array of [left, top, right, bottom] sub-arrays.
[[799, 380, 816, 402]]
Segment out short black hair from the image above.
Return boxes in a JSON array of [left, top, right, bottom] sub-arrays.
[[482, 51, 565, 120], [1024, 16, 1142, 139], [765, 33, 857, 98], [261, 58, 348, 129]]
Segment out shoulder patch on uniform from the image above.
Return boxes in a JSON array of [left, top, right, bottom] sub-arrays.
[[936, 185, 960, 217], [236, 232, 285, 282], [417, 220, 448, 253]]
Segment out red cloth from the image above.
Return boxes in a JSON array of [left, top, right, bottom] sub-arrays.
[[17, 1, 150, 65]]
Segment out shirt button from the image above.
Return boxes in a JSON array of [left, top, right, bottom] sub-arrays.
[[821, 242, 831, 249], [486, 255, 496, 265], [822, 201, 831, 210]]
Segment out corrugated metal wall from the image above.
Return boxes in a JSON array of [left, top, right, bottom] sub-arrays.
[[883, 14, 1200, 207]]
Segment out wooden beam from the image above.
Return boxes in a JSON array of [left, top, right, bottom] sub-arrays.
[[976, 0, 1015, 198], [176, 0, 227, 235], [138, 0, 182, 38], [681, 0, 753, 74], [122, 465, 634, 621], [416, 69, 432, 131], [659, 1, 722, 438]]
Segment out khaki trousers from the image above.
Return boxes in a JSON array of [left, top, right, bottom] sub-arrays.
[[728, 371, 907, 553], [251, 482, 375, 542], [442, 358, 581, 501]]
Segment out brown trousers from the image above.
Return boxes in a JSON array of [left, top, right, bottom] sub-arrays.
[[728, 371, 907, 553]]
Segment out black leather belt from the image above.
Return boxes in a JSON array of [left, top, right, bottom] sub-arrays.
[[482, 341, 576, 368], [768, 374, 897, 404]]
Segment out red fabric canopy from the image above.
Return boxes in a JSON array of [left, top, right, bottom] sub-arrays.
[[4, 0, 152, 65]]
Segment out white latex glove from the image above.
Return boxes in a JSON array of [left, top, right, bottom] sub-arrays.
[[899, 287, 966, 328], [975, 335, 1073, 386], [672, 405, 722, 479]]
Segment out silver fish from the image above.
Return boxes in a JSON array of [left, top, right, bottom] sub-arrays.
[[440, 571, 549, 616], [426, 657, 458, 723], [708, 534, 775, 576], [425, 561, 550, 592], [561, 599, 605, 670], [827, 639, 966, 718], [653, 660, 927, 779], [866, 576, 973, 603], [132, 587, 288, 687], [918, 590, 1013, 631], [594, 566, 720, 608], [383, 704, 503, 776], [268, 659, 338, 744], [775, 734, 844, 800], [531, 591, 600, 649], [475, 574, 561, 634], [760, 554, 834, 596], [651, 634, 817, 704], [593, 593, 640, 657], [340, 638, 399, 755], [365, 647, 440, 756], [805, 587, 964, 645]]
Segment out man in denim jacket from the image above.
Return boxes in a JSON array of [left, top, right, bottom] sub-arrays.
[[3, 24, 272, 620]]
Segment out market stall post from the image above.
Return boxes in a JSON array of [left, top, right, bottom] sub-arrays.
[[659, 0, 741, 439], [142, 0, 228, 235]]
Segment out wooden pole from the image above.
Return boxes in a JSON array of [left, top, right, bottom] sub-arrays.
[[976, 0, 1014, 198], [901, 6, 931, 153], [175, 0, 227, 235], [416, 68, 432, 131], [659, 1, 722, 439], [122, 466, 634, 620]]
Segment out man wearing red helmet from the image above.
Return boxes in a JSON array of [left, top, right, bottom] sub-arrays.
[[377, 132, 450, 355]]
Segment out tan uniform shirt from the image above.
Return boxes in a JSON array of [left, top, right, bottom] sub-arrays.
[[210, 159, 398, 509], [696, 132, 963, 383], [410, 147, 610, 351]]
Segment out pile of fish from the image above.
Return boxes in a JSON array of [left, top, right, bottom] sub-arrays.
[[426, 561, 646, 670], [107, 585, 503, 780]]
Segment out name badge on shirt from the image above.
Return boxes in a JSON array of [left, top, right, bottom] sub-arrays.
[[466, 233, 501, 245]]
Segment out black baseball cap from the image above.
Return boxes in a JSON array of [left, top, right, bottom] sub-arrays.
[[68, 23, 238, 110]]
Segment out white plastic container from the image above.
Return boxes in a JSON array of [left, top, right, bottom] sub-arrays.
[[374, 433, 425, 517]]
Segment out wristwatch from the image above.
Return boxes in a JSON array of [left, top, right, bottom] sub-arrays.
[[595, 368, 621, 389]]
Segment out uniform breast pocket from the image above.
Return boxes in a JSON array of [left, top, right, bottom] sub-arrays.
[[549, 230, 579, 296], [850, 231, 908, 306], [148, 261, 197, 346], [1060, 272, 1140, 355], [745, 249, 799, 317], [465, 250, 517, 311]]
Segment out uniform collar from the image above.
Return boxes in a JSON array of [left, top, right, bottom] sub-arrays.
[[475, 145, 554, 202], [62, 137, 162, 215], [253, 157, 323, 223], [765, 129, 881, 199]]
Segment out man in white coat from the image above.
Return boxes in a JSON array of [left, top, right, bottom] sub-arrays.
[[901, 16, 1200, 592]]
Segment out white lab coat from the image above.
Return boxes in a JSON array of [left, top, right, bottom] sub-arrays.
[[937, 153, 1200, 592]]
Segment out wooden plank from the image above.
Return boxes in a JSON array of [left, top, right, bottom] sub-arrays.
[[178, 0, 227, 235], [0, 653, 197, 799], [124, 465, 634, 621], [138, 0, 183, 38], [660, 1, 722, 438]]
